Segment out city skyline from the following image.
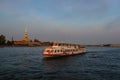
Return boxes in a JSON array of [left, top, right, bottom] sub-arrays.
[[0, 0, 120, 44]]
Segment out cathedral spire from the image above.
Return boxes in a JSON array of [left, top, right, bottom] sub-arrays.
[[23, 25, 29, 41], [25, 24, 28, 33]]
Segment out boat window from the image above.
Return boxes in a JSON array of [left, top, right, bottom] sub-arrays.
[[51, 50, 53, 52], [65, 44, 67, 46], [67, 49, 70, 52], [46, 50, 49, 52], [54, 43, 57, 46], [65, 50, 67, 52], [74, 46, 76, 48], [58, 44, 61, 46], [52, 50, 54, 52]]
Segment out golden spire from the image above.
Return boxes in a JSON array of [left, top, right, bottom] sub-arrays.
[[23, 24, 29, 41]]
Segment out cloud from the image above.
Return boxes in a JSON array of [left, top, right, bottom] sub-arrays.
[[105, 16, 120, 29]]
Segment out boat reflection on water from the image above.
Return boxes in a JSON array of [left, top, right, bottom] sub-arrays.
[[41, 55, 85, 73], [41, 55, 87, 80], [42, 57, 73, 72]]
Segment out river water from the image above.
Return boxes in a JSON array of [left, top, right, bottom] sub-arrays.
[[0, 47, 120, 80]]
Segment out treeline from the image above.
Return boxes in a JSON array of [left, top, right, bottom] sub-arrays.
[[0, 34, 14, 46]]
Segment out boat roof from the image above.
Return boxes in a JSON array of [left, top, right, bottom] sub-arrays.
[[52, 42, 84, 47]]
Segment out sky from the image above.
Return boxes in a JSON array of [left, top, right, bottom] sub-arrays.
[[0, 0, 120, 44]]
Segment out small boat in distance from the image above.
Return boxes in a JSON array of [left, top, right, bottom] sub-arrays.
[[42, 42, 86, 57]]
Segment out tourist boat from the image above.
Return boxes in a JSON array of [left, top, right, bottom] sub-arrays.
[[42, 42, 86, 57]]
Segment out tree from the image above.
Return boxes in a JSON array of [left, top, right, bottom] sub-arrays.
[[34, 39, 41, 43], [7, 40, 14, 46], [0, 34, 6, 46]]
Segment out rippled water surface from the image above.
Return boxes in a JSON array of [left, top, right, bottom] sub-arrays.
[[0, 47, 120, 80]]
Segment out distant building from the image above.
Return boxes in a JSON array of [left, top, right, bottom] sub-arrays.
[[14, 26, 41, 46], [110, 44, 120, 47]]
